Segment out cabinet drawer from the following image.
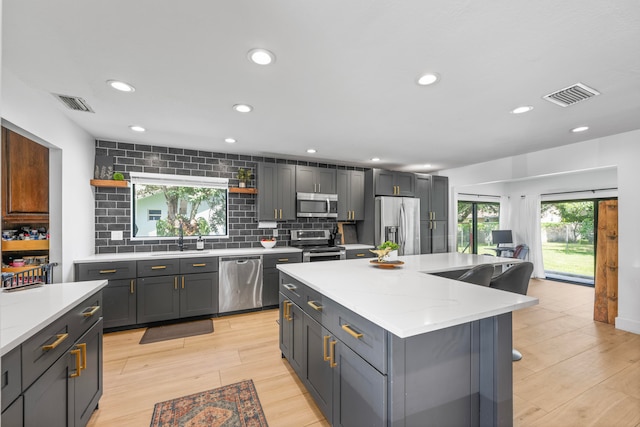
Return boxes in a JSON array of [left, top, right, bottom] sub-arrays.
[[303, 286, 330, 325], [21, 291, 103, 389], [180, 257, 218, 274], [279, 274, 305, 307], [263, 252, 302, 268], [1, 346, 21, 412], [137, 258, 180, 277], [346, 250, 375, 260], [330, 302, 387, 374], [76, 261, 137, 281]]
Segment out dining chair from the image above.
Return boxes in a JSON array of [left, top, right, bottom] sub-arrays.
[[455, 264, 495, 287]]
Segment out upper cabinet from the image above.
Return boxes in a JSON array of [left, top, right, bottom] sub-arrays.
[[416, 174, 449, 254], [295, 166, 336, 194], [372, 169, 415, 197], [337, 170, 365, 221], [2, 127, 49, 222], [257, 163, 296, 220]]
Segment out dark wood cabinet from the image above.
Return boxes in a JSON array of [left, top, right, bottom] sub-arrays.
[[257, 163, 296, 220], [2, 127, 49, 222], [337, 170, 365, 221], [296, 166, 337, 194]]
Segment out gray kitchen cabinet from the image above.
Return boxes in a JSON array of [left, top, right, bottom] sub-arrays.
[[296, 165, 337, 194], [179, 272, 218, 318], [303, 315, 333, 420], [257, 162, 296, 220], [279, 292, 305, 377], [4, 291, 104, 427], [263, 252, 302, 307], [137, 275, 181, 323], [75, 261, 137, 329], [372, 169, 415, 197], [337, 170, 365, 221], [416, 174, 449, 254], [345, 248, 375, 259]]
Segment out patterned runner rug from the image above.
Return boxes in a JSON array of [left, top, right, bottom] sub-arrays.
[[150, 380, 268, 427]]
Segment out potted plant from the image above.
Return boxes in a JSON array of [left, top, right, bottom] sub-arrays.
[[237, 168, 253, 188], [378, 240, 400, 261]]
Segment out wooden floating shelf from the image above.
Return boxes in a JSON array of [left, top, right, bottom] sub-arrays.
[[2, 240, 49, 252], [229, 187, 257, 194], [90, 179, 129, 188]]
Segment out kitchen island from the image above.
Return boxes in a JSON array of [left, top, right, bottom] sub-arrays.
[[277, 253, 538, 427], [1, 280, 108, 426]]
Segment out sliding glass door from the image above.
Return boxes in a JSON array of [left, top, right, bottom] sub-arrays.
[[457, 201, 500, 254]]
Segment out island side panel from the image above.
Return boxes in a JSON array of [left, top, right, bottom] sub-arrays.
[[389, 323, 477, 427]]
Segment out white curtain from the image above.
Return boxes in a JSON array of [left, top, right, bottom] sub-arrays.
[[513, 194, 545, 278]]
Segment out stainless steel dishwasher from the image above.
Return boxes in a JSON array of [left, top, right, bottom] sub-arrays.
[[218, 255, 263, 313]]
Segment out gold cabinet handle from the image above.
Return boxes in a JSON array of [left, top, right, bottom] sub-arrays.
[[77, 343, 87, 370], [307, 301, 323, 312], [341, 324, 363, 339], [99, 269, 117, 274], [151, 265, 167, 270], [329, 340, 337, 368], [274, 209, 277, 219], [83, 306, 100, 317], [284, 301, 293, 321], [192, 263, 207, 267], [279, 209, 283, 219], [356, 253, 365, 257], [278, 258, 289, 262], [283, 300, 288, 320], [323, 335, 331, 362], [433, 222, 437, 230], [130, 280, 135, 294], [42, 333, 69, 351], [174, 277, 178, 290], [70, 349, 82, 378], [283, 283, 297, 291], [182, 276, 185, 289]]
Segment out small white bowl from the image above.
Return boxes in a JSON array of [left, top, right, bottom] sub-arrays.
[[260, 240, 276, 249]]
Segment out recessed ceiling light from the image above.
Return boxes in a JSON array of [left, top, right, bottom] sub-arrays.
[[416, 73, 439, 86], [233, 104, 253, 113], [511, 105, 534, 114], [306, 149, 317, 154], [129, 125, 146, 132], [371, 157, 380, 162], [225, 138, 236, 143], [571, 126, 589, 133], [248, 48, 276, 65], [107, 80, 135, 92], [424, 164, 432, 168]]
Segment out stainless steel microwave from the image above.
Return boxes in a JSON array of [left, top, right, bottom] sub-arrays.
[[296, 192, 338, 218]]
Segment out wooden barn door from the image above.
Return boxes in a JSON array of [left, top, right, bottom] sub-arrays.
[[593, 200, 618, 324]]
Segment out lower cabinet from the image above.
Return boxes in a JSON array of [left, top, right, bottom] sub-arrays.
[[345, 248, 375, 259], [4, 292, 104, 427], [281, 280, 386, 426], [102, 278, 137, 328], [137, 276, 180, 323], [264, 253, 302, 307], [180, 272, 218, 318]]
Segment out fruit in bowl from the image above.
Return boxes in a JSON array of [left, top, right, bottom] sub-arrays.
[[260, 238, 277, 249]]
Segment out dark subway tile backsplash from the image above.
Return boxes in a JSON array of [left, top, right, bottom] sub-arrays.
[[94, 140, 364, 254]]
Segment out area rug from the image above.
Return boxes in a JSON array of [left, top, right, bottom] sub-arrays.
[[140, 319, 213, 344], [149, 380, 268, 427]]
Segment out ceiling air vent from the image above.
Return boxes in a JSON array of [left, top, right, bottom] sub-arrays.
[[543, 83, 600, 107], [53, 94, 95, 113]]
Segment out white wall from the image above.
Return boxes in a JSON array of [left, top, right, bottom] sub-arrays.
[[1, 69, 96, 282], [441, 130, 640, 335]]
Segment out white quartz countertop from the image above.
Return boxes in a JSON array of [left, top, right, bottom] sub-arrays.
[[0, 280, 108, 356], [277, 252, 538, 338], [338, 244, 375, 250], [74, 247, 302, 263]]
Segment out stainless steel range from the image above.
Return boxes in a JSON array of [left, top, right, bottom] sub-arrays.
[[290, 229, 346, 262]]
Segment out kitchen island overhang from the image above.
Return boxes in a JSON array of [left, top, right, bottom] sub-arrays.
[[277, 253, 538, 427]]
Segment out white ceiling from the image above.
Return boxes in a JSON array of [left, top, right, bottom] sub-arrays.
[[3, 0, 640, 172]]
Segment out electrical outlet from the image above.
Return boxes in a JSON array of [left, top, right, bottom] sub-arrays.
[[111, 230, 123, 241], [273, 229, 278, 237]]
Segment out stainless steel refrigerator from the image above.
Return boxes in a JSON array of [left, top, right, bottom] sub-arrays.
[[374, 196, 421, 255]]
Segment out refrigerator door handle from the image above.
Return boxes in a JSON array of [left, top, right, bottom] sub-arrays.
[[398, 201, 406, 255]]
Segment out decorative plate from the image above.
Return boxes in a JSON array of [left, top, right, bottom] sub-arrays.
[[369, 260, 404, 269]]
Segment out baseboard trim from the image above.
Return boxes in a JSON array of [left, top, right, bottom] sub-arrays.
[[615, 316, 640, 335]]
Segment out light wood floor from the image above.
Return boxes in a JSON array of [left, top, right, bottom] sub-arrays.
[[87, 279, 640, 427]]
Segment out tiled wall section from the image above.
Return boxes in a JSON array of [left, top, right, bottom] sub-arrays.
[[94, 140, 366, 254]]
